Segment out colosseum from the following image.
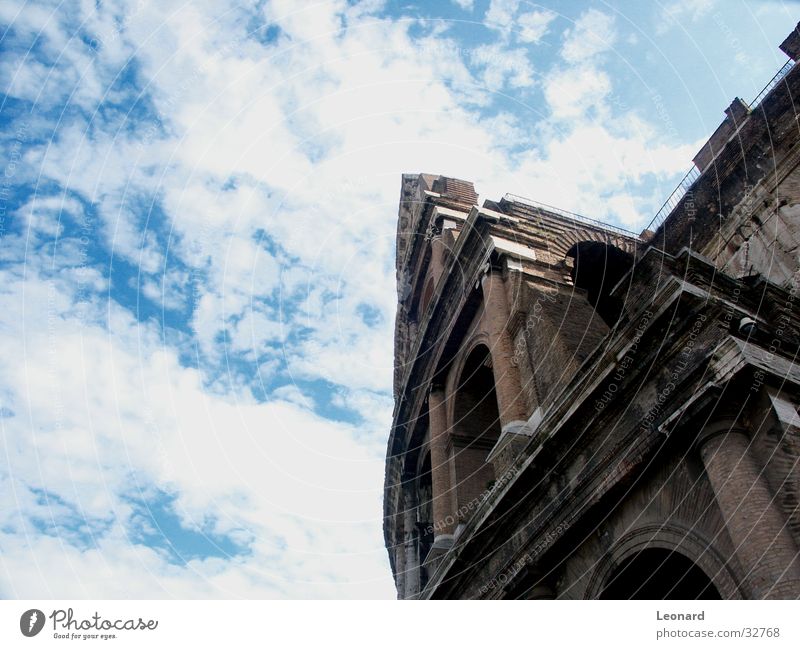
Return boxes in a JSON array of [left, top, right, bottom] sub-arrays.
[[383, 24, 800, 599]]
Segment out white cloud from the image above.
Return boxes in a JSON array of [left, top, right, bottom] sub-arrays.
[[657, 0, 716, 33], [605, 194, 642, 228], [502, 123, 701, 230], [137, 268, 191, 313], [0, 265, 392, 598], [485, 0, 521, 31], [484, 1, 555, 44], [229, 306, 286, 359], [471, 43, 536, 89], [543, 65, 612, 119], [518, 9, 557, 43], [271, 384, 315, 410], [561, 8, 617, 63]]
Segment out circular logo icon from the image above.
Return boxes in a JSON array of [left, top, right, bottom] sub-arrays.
[[20, 609, 45, 637]]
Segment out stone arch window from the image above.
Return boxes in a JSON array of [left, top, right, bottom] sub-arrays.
[[566, 241, 634, 327], [450, 344, 501, 523], [600, 548, 721, 599]]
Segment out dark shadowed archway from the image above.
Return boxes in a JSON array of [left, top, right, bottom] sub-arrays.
[[566, 241, 634, 327], [450, 345, 501, 522], [600, 548, 722, 599]]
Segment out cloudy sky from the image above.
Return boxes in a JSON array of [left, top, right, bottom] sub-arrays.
[[0, 0, 797, 599]]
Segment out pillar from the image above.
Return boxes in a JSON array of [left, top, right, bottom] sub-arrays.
[[430, 232, 447, 286], [428, 387, 455, 539], [401, 482, 420, 598], [480, 271, 528, 430], [698, 421, 800, 598]]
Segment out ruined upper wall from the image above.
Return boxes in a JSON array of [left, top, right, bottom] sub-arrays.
[[393, 174, 478, 398], [652, 24, 800, 289], [395, 173, 476, 276]]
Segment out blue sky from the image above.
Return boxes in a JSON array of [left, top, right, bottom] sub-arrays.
[[0, 0, 797, 598]]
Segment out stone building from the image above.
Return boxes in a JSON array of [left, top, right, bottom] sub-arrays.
[[383, 25, 800, 599]]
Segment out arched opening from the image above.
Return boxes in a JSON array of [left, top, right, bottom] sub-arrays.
[[451, 345, 501, 522], [566, 241, 634, 327], [600, 548, 722, 599]]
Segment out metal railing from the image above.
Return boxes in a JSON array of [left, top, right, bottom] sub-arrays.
[[503, 194, 641, 239], [644, 164, 701, 234], [643, 57, 796, 235], [749, 59, 795, 109]]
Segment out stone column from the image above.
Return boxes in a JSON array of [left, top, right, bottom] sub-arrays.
[[430, 232, 447, 286], [428, 387, 455, 540], [401, 484, 420, 598], [394, 537, 406, 598], [480, 271, 528, 431], [698, 421, 800, 598]]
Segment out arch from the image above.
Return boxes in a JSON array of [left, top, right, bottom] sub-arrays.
[[599, 548, 721, 599], [566, 241, 634, 327], [443, 333, 492, 417], [542, 226, 638, 264], [448, 344, 501, 523], [586, 525, 742, 600], [453, 345, 502, 443]]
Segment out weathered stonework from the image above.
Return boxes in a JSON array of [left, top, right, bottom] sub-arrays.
[[384, 26, 800, 600]]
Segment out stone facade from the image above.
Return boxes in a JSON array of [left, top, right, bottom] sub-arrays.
[[383, 25, 800, 599]]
